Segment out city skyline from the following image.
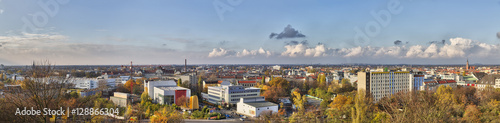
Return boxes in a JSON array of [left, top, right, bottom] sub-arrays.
[[1, 0, 500, 65]]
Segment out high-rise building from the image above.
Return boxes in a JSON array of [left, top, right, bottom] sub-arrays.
[[357, 71, 413, 102]]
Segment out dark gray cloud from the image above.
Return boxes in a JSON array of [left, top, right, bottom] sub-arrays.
[[394, 40, 409, 45], [269, 25, 306, 39], [428, 40, 446, 45], [394, 40, 402, 45], [497, 32, 500, 39], [285, 40, 308, 45]]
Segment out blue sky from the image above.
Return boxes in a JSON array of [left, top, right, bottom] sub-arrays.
[[0, 0, 500, 65]]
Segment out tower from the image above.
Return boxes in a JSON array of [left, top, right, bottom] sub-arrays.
[[466, 58, 469, 70], [130, 61, 134, 94], [184, 59, 187, 72]]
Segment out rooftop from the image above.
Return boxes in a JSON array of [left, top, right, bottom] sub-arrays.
[[238, 80, 256, 84], [477, 74, 500, 85], [156, 86, 189, 91], [245, 87, 261, 90], [244, 101, 278, 108]]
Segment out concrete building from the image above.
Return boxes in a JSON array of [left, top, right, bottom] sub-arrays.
[[144, 80, 191, 105], [357, 71, 413, 102], [474, 75, 500, 90], [203, 85, 260, 105], [72, 78, 98, 89], [421, 80, 457, 91], [110, 92, 134, 107], [413, 75, 425, 91], [179, 73, 198, 85], [202, 80, 219, 88], [237, 80, 257, 88], [272, 65, 281, 70], [496, 79, 500, 88], [236, 96, 278, 117]]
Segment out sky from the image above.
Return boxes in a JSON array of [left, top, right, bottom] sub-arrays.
[[0, 0, 500, 65]]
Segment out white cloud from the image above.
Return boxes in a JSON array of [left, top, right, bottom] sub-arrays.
[[207, 37, 500, 59], [208, 47, 272, 58], [338, 37, 500, 59], [0, 9, 4, 14], [208, 48, 236, 57], [281, 43, 307, 57]]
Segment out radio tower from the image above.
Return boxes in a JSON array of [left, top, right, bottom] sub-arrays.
[[130, 61, 134, 94]]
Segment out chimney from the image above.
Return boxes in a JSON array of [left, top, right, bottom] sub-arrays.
[[185, 59, 187, 72]]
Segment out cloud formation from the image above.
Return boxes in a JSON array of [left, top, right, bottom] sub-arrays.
[[208, 37, 500, 59], [208, 47, 272, 58], [281, 43, 330, 57], [269, 25, 306, 39], [428, 40, 446, 45], [285, 40, 308, 45], [497, 32, 500, 39], [394, 40, 402, 45]]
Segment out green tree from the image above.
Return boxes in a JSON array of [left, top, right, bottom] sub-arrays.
[[352, 90, 367, 123], [261, 76, 266, 85], [177, 78, 182, 86]]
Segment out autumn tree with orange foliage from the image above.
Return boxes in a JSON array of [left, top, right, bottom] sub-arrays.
[[261, 77, 290, 103]]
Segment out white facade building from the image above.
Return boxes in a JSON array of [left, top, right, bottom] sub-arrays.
[[495, 79, 500, 88], [204, 85, 260, 105], [72, 78, 99, 89], [144, 80, 191, 105], [237, 96, 278, 117], [272, 65, 281, 70], [358, 71, 413, 102]]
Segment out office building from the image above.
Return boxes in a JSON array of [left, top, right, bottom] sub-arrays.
[[357, 71, 413, 102], [203, 85, 260, 105]]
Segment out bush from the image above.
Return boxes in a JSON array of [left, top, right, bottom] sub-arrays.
[[191, 110, 204, 119]]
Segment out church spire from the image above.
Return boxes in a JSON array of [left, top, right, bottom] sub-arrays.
[[466, 58, 469, 70]]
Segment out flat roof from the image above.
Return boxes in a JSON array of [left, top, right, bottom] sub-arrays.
[[156, 86, 189, 91], [245, 87, 260, 90], [244, 101, 278, 108]]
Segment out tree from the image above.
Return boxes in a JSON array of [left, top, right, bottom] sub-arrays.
[[352, 90, 367, 123], [176, 95, 188, 108], [291, 88, 305, 112], [462, 105, 481, 122], [177, 78, 182, 86], [150, 107, 183, 123], [261, 76, 266, 85], [116, 83, 129, 93], [135, 77, 146, 85], [1, 61, 73, 122], [124, 79, 135, 92], [140, 92, 151, 107], [197, 76, 203, 93], [97, 79, 108, 90], [262, 77, 290, 103], [318, 74, 326, 88]]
